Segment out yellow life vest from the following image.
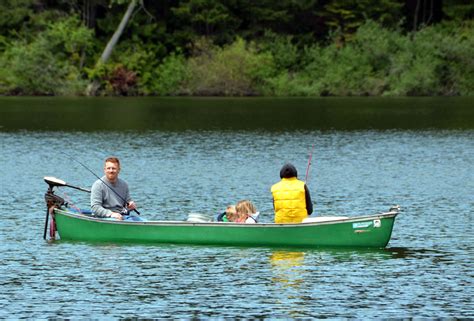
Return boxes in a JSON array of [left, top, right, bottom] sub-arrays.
[[271, 177, 307, 223]]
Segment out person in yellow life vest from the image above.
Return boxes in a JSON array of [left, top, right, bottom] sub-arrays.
[[271, 163, 313, 223]]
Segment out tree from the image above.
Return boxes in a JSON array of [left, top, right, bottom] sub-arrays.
[[318, 0, 403, 45], [0, 0, 35, 38], [86, 0, 138, 95], [0, 15, 93, 95], [405, 0, 443, 32]]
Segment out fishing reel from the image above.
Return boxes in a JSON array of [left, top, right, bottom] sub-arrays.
[[120, 207, 131, 216]]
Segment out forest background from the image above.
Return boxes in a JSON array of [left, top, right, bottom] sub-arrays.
[[0, 0, 473, 96]]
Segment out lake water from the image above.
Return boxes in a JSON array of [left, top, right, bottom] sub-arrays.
[[0, 97, 473, 318]]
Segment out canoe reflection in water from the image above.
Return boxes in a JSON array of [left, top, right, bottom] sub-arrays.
[[270, 251, 306, 289]]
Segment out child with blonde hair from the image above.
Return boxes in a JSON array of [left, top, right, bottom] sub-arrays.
[[234, 200, 259, 223]]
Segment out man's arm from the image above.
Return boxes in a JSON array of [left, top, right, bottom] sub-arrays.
[[122, 180, 137, 211]]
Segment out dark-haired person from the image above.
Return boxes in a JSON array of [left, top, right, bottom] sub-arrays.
[[271, 163, 313, 223], [90, 157, 140, 221]]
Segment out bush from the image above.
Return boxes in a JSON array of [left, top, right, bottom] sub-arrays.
[[0, 15, 92, 95], [259, 31, 300, 71], [264, 20, 474, 97], [1, 38, 86, 95], [114, 41, 169, 95], [299, 21, 403, 96], [385, 29, 443, 95], [431, 21, 474, 95], [105, 65, 138, 96], [150, 52, 188, 95], [261, 72, 316, 96], [184, 37, 275, 95], [385, 21, 474, 96]]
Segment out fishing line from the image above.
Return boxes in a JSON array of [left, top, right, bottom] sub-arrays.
[[61, 190, 82, 213]]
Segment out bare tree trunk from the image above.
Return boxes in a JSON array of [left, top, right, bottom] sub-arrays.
[[426, 0, 434, 25], [86, 0, 138, 96], [413, 0, 421, 32], [99, 0, 137, 64]]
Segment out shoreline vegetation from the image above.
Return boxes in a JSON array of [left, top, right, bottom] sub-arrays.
[[0, 1, 473, 97]]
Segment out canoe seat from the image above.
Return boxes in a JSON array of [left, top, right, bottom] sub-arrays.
[[68, 207, 93, 215], [187, 213, 213, 222], [302, 216, 348, 223]]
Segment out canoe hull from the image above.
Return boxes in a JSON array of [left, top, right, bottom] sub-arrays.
[[53, 209, 398, 248]]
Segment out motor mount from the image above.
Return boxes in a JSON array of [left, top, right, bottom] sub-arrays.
[[45, 189, 66, 209]]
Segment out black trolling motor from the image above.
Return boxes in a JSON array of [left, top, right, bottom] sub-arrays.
[[43, 176, 90, 240]]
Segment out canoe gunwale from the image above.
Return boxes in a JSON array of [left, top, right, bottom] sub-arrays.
[[53, 208, 399, 228], [51, 207, 399, 248]]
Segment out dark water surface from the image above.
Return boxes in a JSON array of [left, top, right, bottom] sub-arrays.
[[0, 97, 472, 318]]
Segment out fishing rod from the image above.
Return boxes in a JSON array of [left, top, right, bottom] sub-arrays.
[[304, 144, 315, 184], [62, 152, 140, 215]]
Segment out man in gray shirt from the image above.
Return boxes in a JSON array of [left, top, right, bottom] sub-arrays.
[[90, 157, 137, 220]]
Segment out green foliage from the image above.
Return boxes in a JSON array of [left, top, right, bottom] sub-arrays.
[[298, 43, 372, 96], [279, 21, 402, 96], [319, 0, 403, 44], [386, 21, 474, 96], [0, 0, 473, 96], [149, 53, 188, 96], [259, 31, 299, 71], [0, 0, 35, 37], [445, 21, 474, 95], [172, 0, 234, 33], [0, 15, 92, 95], [443, 0, 474, 21], [170, 0, 239, 45], [234, 1, 292, 36], [261, 20, 474, 97], [83, 42, 187, 96], [427, 20, 474, 95], [385, 30, 443, 95], [116, 41, 166, 95], [1, 38, 86, 95], [261, 72, 315, 96], [43, 15, 94, 65], [184, 37, 275, 95]]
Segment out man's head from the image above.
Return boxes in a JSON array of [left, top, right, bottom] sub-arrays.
[[104, 157, 121, 182], [280, 163, 298, 179]]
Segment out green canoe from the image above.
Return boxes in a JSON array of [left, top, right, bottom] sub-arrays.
[[50, 206, 400, 248]]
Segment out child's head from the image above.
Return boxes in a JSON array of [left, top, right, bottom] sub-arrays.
[[225, 205, 236, 214], [235, 200, 257, 215]]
